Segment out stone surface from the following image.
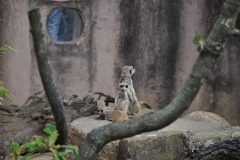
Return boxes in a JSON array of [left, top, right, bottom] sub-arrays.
[[117, 131, 184, 160], [69, 115, 119, 160], [69, 115, 240, 160], [183, 111, 230, 126], [6, 153, 53, 160]]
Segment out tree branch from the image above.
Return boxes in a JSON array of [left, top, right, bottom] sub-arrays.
[[183, 137, 240, 159], [230, 28, 240, 36], [28, 9, 68, 145], [75, 0, 240, 159]]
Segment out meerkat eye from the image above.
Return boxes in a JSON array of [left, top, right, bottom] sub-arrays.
[[126, 85, 128, 88], [130, 70, 132, 74], [120, 85, 123, 88]]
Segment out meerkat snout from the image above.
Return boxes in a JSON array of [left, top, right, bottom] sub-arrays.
[[130, 68, 135, 75]]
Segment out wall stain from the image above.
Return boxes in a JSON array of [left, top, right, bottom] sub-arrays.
[[116, 0, 182, 109]]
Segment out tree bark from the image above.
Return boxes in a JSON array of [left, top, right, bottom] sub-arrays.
[[75, 0, 240, 159], [28, 9, 68, 145], [183, 138, 240, 160]]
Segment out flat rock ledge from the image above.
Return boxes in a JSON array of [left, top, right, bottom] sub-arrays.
[[69, 114, 240, 160]]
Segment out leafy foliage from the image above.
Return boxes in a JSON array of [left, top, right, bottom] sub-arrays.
[[0, 45, 17, 55], [0, 45, 16, 101], [193, 32, 205, 52], [0, 80, 11, 101], [9, 123, 79, 160]]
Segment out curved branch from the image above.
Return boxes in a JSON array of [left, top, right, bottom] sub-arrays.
[[28, 9, 68, 145], [75, 0, 240, 159]]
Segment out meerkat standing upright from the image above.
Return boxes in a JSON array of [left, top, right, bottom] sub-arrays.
[[114, 83, 129, 114], [119, 66, 141, 115]]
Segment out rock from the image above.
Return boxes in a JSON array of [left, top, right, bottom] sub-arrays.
[[69, 115, 119, 160], [6, 153, 53, 160], [118, 118, 234, 160], [183, 111, 230, 126], [28, 153, 53, 160], [69, 116, 240, 160], [117, 131, 184, 160]]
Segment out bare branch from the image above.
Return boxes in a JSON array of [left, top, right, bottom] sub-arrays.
[[28, 9, 68, 145], [75, 0, 240, 159]]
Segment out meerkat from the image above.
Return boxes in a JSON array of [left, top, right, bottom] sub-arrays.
[[114, 83, 129, 114], [119, 66, 141, 115], [97, 100, 128, 122]]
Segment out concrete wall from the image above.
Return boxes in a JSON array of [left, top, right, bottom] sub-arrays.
[[1, 0, 240, 125], [0, 0, 31, 103]]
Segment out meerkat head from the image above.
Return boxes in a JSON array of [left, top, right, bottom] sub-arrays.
[[118, 83, 128, 91], [121, 66, 135, 78]]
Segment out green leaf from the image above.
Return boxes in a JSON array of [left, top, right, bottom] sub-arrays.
[[51, 148, 60, 160], [49, 130, 59, 146], [193, 34, 200, 44], [9, 153, 16, 157], [0, 86, 11, 101], [0, 45, 17, 53], [10, 141, 21, 156], [21, 152, 35, 160], [0, 47, 9, 51], [32, 135, 47, 143], [63, 145, 79, 155], [43, 123, 56, 136], [53, 156, 61, 160], [198, 39, 205, 51], [20, 143, 37, 151], [9, 123, 79, 160], [11, 140, 20, 150], [57, 152, 67, 160]]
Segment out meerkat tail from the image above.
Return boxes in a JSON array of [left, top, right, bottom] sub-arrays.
[[139, 101, 152, 109], [128, 115, 135, 119]]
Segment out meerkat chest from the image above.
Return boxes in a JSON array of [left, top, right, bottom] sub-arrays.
[[117, 91, 128, 100], [127, 80, 133, 89]]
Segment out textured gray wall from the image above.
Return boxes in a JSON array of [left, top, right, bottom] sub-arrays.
[[0, 0, 32, 103], [1, 0, 240, 125]]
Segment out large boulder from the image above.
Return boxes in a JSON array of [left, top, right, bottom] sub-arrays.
[[183, 111, 230, 126], [69, 115, 240, 160], [69, 115, 119, 160]]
